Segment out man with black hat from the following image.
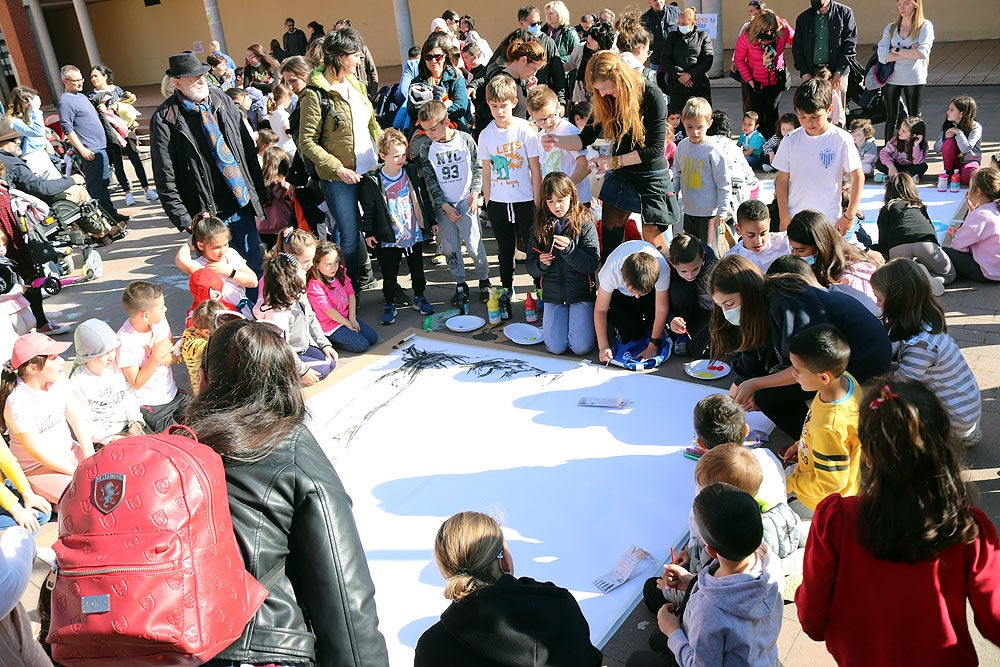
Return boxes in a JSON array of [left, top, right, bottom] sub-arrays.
[[150, 52, 265, 295], [0, 119, 90, 205]]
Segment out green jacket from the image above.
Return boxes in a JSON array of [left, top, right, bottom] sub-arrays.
[[298, 66, 382, 182]]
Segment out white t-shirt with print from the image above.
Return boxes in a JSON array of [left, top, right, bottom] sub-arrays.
[[539, 119, 592, 203], [478, 118, 541, 204], [426, 133, 475, 203], [597, 240, 670, 295], [5, 377, 76, 474], [117, 319, 178, 407], [771, 125, 862, 223], [195, 247, 249, 306]]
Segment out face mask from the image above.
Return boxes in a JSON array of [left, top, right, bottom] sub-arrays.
[[678, 24, 692, 35], [760, 32, 775, 41], [803, 254, 817, 266], [723, 305, 741, 326], [528, 24, 541, 35], [811, 0, 824, 10]]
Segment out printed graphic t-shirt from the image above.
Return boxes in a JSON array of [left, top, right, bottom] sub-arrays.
[[478, 118, 541, 204]]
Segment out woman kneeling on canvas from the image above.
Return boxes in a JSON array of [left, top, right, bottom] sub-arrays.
[[415, 511, 602, 666], [186, 319, 388, 667]]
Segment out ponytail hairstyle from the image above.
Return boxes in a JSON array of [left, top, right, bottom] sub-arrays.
[[857, 378, 977, 563], [533, 172, 590, 248], [586, 50, 646, 149], [259, 253, 304, 310], [433, 511, 506, 602], [969, 165, 1000, 206], [276, 228, 318, 259], [190, 214, 231, 254], [0, 355, 48, 433], [870, 258, 946, 342], [266, 83, 291, 113], [308, 241, 347, 287], [786, 209, 869, 288], [707, 255, 771, 359]]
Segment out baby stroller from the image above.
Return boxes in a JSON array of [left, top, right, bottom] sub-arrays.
[[8, 189, 122, 295], [845, 49, 906, 128]]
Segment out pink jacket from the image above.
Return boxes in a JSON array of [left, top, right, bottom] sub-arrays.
[[952, 201, 1000, 281], [734, 25, 793, 88]]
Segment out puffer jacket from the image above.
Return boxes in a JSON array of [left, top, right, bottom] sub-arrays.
[[663, 28, 714, 92], [214, 422, 389, 666], [734, 27, 794, 88], [525, 219, 600, 304], [298, 67, 383, 182]]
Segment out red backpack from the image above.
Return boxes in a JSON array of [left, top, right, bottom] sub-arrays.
[[46, 429, 268, 666]]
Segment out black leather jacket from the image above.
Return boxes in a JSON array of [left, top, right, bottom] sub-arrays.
[[213, 423, 389, 667]]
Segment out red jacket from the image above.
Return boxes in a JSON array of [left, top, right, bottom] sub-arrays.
[[734, 24, 793, 88], [795, 494, 1000, 666]]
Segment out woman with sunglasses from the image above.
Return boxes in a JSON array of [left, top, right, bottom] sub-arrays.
[[407, 34, 470, 131], [188, 319, 389, 667], [415, 511, 601, 666]]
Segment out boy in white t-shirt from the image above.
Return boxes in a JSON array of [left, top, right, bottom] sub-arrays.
[[773, 79, 863, 235], [117, 281, 188, 432], [417, 100, 493, 304], [525, 85, 592, 204], [595, 240, 670, 365], [726, 200, 790, 274], [478, 75, 542, 294]]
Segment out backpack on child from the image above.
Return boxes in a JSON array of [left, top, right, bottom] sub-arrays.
[[46, 428, 267, 667]]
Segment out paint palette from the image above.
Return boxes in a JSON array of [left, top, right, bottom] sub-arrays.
[[503, 323, 543, 345], [684, 359, 731, 380], [445, 315, 486, 332]]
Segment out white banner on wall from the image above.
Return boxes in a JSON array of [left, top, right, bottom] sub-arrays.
[[696, 14, 718, 39]]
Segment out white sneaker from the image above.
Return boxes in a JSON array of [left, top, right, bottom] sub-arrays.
[[761, 163, 775, 173], [124, 192, 135, 206]]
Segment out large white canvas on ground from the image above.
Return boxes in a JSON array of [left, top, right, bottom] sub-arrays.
[[305, 334, 721, 666]]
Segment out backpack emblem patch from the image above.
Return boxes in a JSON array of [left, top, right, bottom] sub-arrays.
[[94, 473, 126, 514]]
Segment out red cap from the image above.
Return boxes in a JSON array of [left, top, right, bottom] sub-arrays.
[[11, 332, 71, 370]]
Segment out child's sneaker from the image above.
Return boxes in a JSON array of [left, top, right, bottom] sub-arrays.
[[413, 295, 435, 315], [380, 304, 397, 325], [124, 191, 135, 206], [478, 280, 493, 303], [761, 163, 775, 173]]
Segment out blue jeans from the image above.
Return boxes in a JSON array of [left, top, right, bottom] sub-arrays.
[[319, 179, 363, 293], [0, 481, 51, 535], [79, 147, 117, 216], [327, 320, 379, 353], [542, 301, 596, 355], [224, 204, 264, 302]]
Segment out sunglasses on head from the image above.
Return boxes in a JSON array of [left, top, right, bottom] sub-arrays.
[[426, 53, 447, 62]]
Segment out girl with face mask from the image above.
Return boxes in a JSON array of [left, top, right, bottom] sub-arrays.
[[707, 254, 891, 439]]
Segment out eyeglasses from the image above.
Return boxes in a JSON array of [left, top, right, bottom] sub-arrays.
[[66, 78, 84, 83], [426, 53, 447, 62], [210, 310, 287, 339], [532, 113, 560, 126]]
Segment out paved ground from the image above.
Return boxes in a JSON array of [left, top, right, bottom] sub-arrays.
[[17, 56, 1000, 665]]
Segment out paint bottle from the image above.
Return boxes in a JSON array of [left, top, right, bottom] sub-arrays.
[[487, 289, 501, 324], [937, 172, 949, 192], [950, 169, 961, 193], [535, 288, 544, 316], [499, 289, 512, 320], [524, 290, 538, 323], [456, 285, 471, 316]]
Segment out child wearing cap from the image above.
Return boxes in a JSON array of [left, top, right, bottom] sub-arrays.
[[628, 483, 784, 667], [69, 318, 144, 444], [0, 332, 94, 506]]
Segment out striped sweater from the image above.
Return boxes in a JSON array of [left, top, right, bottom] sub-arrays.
[[895, 327, 981, 437]]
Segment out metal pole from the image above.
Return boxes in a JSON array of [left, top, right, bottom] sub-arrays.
[[23, 0, 61, 100], [391, 0, 414, 66], [70, 0, 100, 66], [203, 0, 227, 55], [702, 0, 723, 78]]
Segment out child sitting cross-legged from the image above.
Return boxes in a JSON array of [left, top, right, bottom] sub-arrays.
[[785, 324, 862, 520], [628, 483, 784, 667], [70, 318, 145, 444]]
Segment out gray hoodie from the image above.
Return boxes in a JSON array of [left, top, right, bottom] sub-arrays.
[[667, 545, 784, 667]]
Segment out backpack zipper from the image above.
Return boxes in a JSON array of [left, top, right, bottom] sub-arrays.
[[57, 562, 175, 577]]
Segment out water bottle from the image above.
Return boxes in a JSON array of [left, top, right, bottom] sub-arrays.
[[456, 285, 470, 316], [487, 289, 501, 324], [949, 169, 961, 193], [524, 290, 538, 323], [937, 172, 949, 192], [498, 289, 512, 320]]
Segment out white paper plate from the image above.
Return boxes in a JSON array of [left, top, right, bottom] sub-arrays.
[[445, 315, 486, 332], [503, 323, 543, 345], [684, 359, 731, 380]]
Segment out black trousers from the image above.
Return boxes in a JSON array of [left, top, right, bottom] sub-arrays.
[[487, 200, 534, 290], [883, 83, 923, 143], [874, 159, 928, 182], [753, 382, 816, 439], [376, 241, 426, 304], [748, 84, 784, 141], [23, 287, 47, 328]]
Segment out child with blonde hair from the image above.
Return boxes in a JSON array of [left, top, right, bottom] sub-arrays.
[[673, 97, 731, 245]]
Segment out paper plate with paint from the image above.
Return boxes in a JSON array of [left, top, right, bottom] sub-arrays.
[[684, 359, 731, 380], [446, 315, 486, 333], [503, 323, 543, 345]]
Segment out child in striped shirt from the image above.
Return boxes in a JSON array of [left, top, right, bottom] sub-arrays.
[[871, 259, 981, 446]]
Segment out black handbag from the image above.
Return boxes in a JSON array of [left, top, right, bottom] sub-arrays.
[[775, 67, 791, 91]]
